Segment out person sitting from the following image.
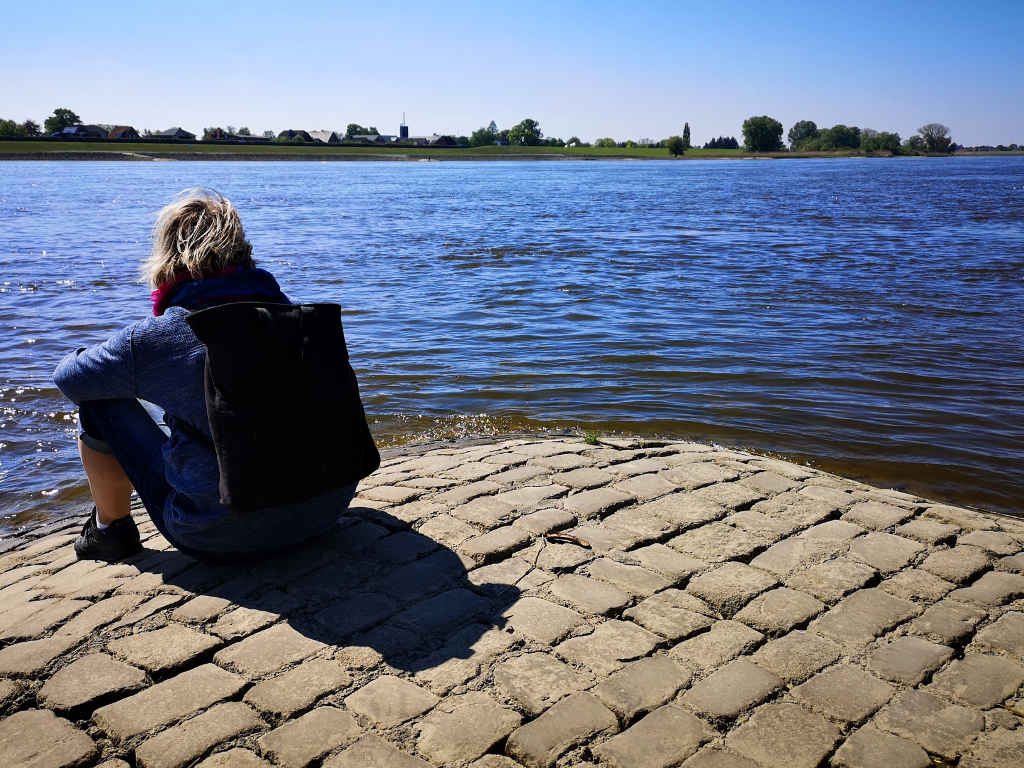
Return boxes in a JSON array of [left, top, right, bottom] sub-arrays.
[[53, 188, 378, 563]]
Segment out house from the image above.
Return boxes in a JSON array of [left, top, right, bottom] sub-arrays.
[[309, 130, 340, 144], [277, 129, 313, 142], [348, 134, 386, 144], [108, 126, 140, 140], [53, 125, 108, 139], [155, 127, 197, 140]]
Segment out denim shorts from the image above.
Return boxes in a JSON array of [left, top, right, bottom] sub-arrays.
[[78, 398, 356, 562]]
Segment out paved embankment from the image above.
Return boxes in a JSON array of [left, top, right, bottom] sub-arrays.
[[1, 436, 1022, 768]]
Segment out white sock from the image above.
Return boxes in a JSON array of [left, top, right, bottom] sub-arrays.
[[95, 511, 111, 530]]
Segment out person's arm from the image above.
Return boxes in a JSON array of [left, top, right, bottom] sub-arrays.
[[53, 324, 137, 405]]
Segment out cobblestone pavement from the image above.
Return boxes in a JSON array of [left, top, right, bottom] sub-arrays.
[[2, 436, 1023, 768]]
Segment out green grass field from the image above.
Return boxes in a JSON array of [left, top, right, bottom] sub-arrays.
[[0, 140, 911, 161]]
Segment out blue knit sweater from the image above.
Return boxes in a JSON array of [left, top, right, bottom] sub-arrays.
[[53, 268, 289, 524]]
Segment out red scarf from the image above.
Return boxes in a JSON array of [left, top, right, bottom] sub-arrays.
[[150, 265, 240, 316]]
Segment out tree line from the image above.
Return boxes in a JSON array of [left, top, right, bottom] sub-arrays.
[[743, 115, 958, 154], [1, 107, 1000, 158]]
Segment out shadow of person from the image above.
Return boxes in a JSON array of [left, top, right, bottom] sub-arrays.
[[123, 506, 523, 676]]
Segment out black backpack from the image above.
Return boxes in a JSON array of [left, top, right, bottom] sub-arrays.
[[185, 302, 380, 512]]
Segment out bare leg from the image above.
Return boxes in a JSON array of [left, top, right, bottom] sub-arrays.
[[78, 437, 133, 525]]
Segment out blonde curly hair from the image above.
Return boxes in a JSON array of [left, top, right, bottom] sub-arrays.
[[143, 188, 254, 288]]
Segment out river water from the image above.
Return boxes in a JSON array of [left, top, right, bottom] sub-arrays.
[[1, 158, 1022, 529]]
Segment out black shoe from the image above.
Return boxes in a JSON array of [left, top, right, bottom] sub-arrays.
[[74, 508, 142, 562]]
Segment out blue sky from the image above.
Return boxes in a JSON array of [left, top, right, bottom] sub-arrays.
[[2, 0, 1021, 145]]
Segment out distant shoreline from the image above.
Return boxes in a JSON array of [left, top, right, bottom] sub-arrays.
[[4, 140, 1016, 162]]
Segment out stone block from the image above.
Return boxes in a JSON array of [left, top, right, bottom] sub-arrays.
[[909, 599, 986, 645], [522, 542, 591, 572], [661, 461, 738, 489], [592, 656, 691, 719], [555, 620, 660, 675], [635, 493, 727, 528], [843, 501, 913, 530], [359, 485, 421, 504], [738, 471, 799, 495], [895, 517, 959, 544], [323, 734, 432, 768], [413, 624, 514, 694], [587, 558, 671, 596], [514, 508, 576, 535], [434, 480, 503, 507], [462, 526, 532, 563], [974, 611, 1024, 658], [0, 597, 89, 641], [417, 514, 478, 548], [315, 593, 397, 639], [371, 531, 439, 564], [243, 659, 352, 718], [502, 596, 584, 644], [751, 630, 843, 683], [533, 453, 596, 471], [0, 709, 96, 768], [564, 524, 640, 555], [196, 749, 272, 768], [848, 533, 924, 573], [725, 703, 841, 768], [786, 557, 878, 604], [752, 493, 838, 529], [949, 571, 1024, 606], [867, 636, 953, 684], [750, 537, 842, 579], [670, 522, 769, 563], [441, 461, 500, 481], [562, 487, 635, 519], [549, 573, 630, 615], [0, 634, 77, 677], [392, 588, 491, 637], [136, 702, 262, 768], [214, 623, 326, 678], [928, 653, 1024, 708], [686, 562, 777, 617], [959, 727, 1024, 768], [93, 663, 245, 741], [997, 553, 1024, 572], [624, 590, 715, 641], [791, 664, 894, 721], [505, 692, 617, 768], [733, 587, 824, 636], [683, 658, 781, 718], [609, 458, 670, 476], [680, 747, 760, 768], [920, 545, 991, 583], [799, 485, 857, 507], [470, 758, 526, 768], [108, 624, 221, 674], [690, 482, 764, 510], [873, 689, 983, 756], [811, 588, 920, 649], [670, 620, 763, 673], [38, 653, 146, 713], [416, 692, 521, 764], [592, 705, 712, 768], [628, 543, 706, 580], [830, 725, 931, 768], [727, 509, 801, 540], [551, 467, 614, 490], [172, 595, 233, 623], [613, 473, 677, 501], [923, 504, 996, 531], [211, 605, 278, 641], [879, 568, 955, 602], [454, 495, 517, 529], [345, 675, 439, 727], [493, 652, 596, 715], [602, 507, 679, 542], [258, 707, 361, 768]]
